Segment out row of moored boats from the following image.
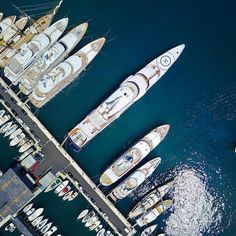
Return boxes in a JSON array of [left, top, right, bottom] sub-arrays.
[[0, 5, 105, 108], [0, 108, 35, 151]]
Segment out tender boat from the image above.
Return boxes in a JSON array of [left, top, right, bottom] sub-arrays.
[[68, 45, 185, 152], [54, 180, 69, 194], [68, 191, 79, 201], [4, 18, 69, 84], [44, 177, 62, 192], [9, 128, 22, 139], [22, 203, 33, 213], [100, 125, 169, 186], [44, 226, 57, 236], [141, 225, 157, 236], [28, 208, 44, 221], [31, 215, 44, 227], [82, 211, 95, 223], [136, 199, 173, 227], [0, 17, 28, 53], [62, 190, 73, 201], [110, 158, 161, 201], [40, 222, 52, 234], [19, 140, 34, 153], [97, 229, 105, 236], [29, 37, 106, 108], [77, 209, 89, 221], [0, 121, 13, 133], [129, 180, 174, 219], [58, 185, 71, 197], [10, 132, 25, 146], [85, 216, 99, 227], [4, 124, 18, 137], [89, 220, 101, 231], [17, 147, 34, 161], [26, 207, 35, 216], [19, 22, 88, 95], [37, 218, 48, 229], [0, 109, 5, 117], [0, 114, 11, 126]]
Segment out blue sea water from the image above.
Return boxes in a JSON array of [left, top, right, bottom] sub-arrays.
[[0, 0, 236, 235]]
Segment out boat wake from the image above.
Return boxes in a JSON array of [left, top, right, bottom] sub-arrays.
[[165, 167, 223, 236]]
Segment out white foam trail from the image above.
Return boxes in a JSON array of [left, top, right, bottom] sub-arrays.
[[165, 168, 223, 236]]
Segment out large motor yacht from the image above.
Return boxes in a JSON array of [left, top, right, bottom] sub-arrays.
[[100, 125, 169, 186], [19, 22, 88, 95], [68, 45, 185, 152], [29, 37, 105, 107], [4, 18, 68, 84], [110, 158, 161, 201]]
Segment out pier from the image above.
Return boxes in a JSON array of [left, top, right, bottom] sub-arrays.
[[0, 77, 136, 236]]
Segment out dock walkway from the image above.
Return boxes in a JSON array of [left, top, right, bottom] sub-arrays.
[[0, 77, 136, 236]]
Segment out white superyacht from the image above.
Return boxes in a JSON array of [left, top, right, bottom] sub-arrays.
[[4, 18, 69, 84], [29, 37, 105, 107], [19, 22, 88, 95], [68, 44, 185, 152], [100, 125, 169, 186], [110, 157, 161, 201]]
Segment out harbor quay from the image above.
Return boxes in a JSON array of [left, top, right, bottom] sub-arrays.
[[0, 76, 136, 236]]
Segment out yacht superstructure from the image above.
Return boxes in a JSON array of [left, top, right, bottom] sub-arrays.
[[19, 22, 88, 95], [136, 199, 173, 227], [0, 16, 16, 34], [129, 180, 174, 219], [0, 17, 28, 53], [110, 158, 161, 201], [68, 45, 185, 152], [29, 37, 105, 107], [4, 18, 68, 84], [100, 125, 169, 186]]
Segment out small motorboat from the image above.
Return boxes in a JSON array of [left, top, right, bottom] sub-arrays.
[[40, 222, 52, 234], [94, 225, 103, 232], [97, 228, 105, 236], [16, 148, 34, 161], [10, 133, 25, 146], [28, 208, 44, 221], [22, 203, 33, 213], [36, 218, 48, 229], [141, 225, 158, 236], [44, 178, 62, 192], [0, 109, 5, 118], [62, 190, 73, 201], [9, 128, 22, 139], [44, 225, 58, 236], [17, 137, 28, 147], [4, 124, 17, 137], [19, 140, 34, 152], [77, 209, 89, 221], [0, 121, 13, 133], [54, 180, 69, 194], [26, 207, 35, 216], [85, 216, 99, 227], [31, 215, 44, 227], [58, 185, 71, 197], [89, 220, 101, 231], [4, 223, 16, 232], [68, 191, 79, 201], [82, 211, 95, 223], [0, 114, 11, 126]]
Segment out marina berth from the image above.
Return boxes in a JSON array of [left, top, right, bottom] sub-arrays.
[[19, 22, 88, 95], [77, 209, 89, 220], [100, 125, 169, 186], [136, 199, 173, 227], [0, 17, 28, 53], [129, 180, 174, 219], [4, 18, 69, 84], [68, 45, 185, 152], [29, 37, 106, 107], [110, 157, 161, 201]]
